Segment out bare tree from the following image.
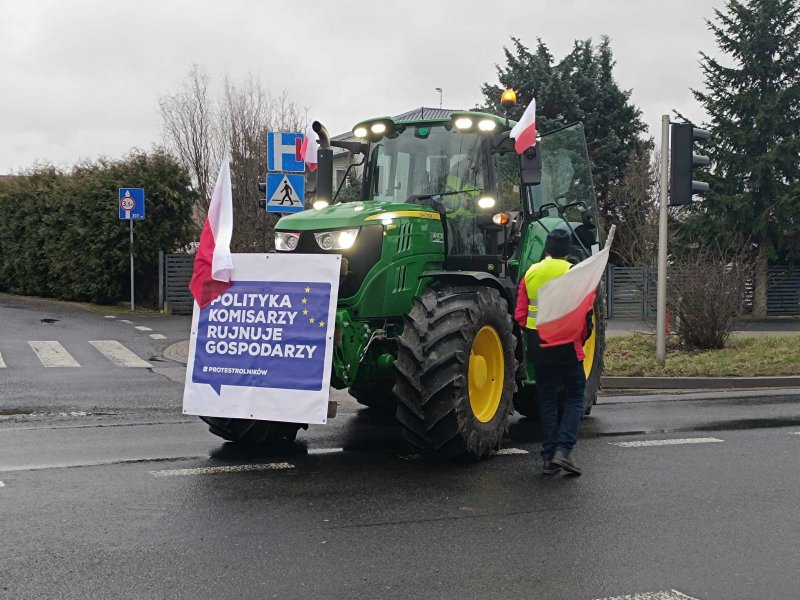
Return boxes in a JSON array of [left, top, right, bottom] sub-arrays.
[[669, 240, 752, 349], [160, 67, 306, 249], [607, 144, 659, 267], [159, 65, 219, 225]]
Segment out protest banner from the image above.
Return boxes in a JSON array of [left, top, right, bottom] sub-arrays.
[[183, 253, 340, 425]]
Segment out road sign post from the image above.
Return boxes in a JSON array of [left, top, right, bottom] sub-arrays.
[[119, 188, 145, 311]]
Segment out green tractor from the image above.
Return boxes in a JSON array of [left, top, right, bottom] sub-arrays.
[[202, 106, 606, 459]]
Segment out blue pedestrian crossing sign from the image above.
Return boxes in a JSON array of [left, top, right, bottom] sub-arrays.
[[267, 132, 305, 173], [265, 173, 305, 213], [119, 188, 145, 220]]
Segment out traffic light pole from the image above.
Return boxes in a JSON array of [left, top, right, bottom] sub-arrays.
[[656, 114, 669, 364]]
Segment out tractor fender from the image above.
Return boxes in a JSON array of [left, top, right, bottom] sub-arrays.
[[421, 270, 516, 313]]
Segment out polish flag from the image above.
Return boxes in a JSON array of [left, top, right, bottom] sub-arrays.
[[509, 98, 537, 155], [188, 154, 234, 308], [537, 225, 616, 346], [300, 121, 319, 172]]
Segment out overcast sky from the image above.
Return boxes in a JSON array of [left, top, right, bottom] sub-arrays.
[[0, 0, 723, 173]]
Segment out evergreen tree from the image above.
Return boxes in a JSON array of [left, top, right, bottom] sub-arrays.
[[683, 0, 800, 317], [481, 37, 649, 264]]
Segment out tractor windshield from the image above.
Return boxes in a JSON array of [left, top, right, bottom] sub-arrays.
[[367, 125, 488, 203], [366, 124, 492, 254]]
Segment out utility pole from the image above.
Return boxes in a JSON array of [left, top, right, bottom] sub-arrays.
[[656, 115, 669, 363], [435, 87, 442, 109]]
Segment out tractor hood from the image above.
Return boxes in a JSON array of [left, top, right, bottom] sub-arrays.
[[275, 201, 440, 232]]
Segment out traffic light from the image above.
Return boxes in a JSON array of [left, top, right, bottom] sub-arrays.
[[258, 181, 267, 209], [669, 123, 711, 206]]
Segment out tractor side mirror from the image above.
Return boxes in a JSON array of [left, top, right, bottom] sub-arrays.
[[519, 142, 542, 185]]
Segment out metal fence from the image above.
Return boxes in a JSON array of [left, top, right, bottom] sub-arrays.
[[160, 253, 800, 318], [162, 253, 195, 315], [605, 265, 800, 319]]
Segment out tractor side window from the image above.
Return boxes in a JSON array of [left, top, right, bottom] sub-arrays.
[[495, 152, 521, 212]]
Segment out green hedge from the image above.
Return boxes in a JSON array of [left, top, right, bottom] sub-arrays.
[[0, 150, 196, 306]]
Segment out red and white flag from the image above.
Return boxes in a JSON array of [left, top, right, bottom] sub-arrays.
[[509, 99, 537, 155], [300, 121, 319, 172], [537, 225, 616, 346], [189, 154, 234, 308]]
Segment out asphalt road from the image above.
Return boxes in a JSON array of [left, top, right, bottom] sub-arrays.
[[2, 295, 799, 600]]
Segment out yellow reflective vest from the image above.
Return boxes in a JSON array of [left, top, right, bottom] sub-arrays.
[[523, 257, 571, 329]]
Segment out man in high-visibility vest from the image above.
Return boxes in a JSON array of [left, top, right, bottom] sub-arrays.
[[514, 228, 593, 476]]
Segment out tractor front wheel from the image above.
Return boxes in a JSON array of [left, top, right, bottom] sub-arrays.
[[393, 285, 516, 460]]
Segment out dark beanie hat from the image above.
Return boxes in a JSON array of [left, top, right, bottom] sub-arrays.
[[544, 228, 571, 258]]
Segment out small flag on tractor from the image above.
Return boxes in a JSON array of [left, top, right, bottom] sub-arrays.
[[510, 98, 537, 155]]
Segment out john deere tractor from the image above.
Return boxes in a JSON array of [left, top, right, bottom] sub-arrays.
[[202, 102, 605, 459]]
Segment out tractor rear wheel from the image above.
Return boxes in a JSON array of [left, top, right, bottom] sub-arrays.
[[200, 417, 306, 445], [512, 288, 605, 418], [393, 285, 516, 460]]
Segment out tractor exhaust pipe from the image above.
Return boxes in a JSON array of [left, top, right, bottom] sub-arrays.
[[310, 121, 333, 204]]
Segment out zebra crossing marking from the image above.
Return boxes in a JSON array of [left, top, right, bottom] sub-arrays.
[[120, 319, 132, 324], [135, 326, 152, 331], [594, 590, 699, 600], [151, 463, 294, 477], [611, 437, 723, 448], [149, 333, 166, 340], [28, 341, 80, 367], [0, 352, 5, 368], [104, 315, 116, 319], [89, 340, 152, 368]]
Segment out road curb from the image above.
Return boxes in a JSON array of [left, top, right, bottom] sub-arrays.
[[602, 375, 800, 389], [163, 339, 799, 390]]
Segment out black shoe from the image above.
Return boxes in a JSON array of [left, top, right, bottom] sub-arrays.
[[542, 461, 562, 476], [551, 451, 582, 476]]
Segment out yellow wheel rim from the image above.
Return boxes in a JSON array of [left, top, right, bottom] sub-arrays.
[[469, 326, 505, 423], [583, 312, 597, 379]]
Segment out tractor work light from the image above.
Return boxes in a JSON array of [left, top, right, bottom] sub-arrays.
[[314, 229, 360, 251], [313, 200, 330, 210], [478, 119, 497, 132], [478, 196, 496, 209], [275, 231, 300, 251], [352, 118, 396, 142], [454, 117, 473, 130]]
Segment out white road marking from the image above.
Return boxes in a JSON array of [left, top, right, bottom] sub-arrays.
[[307, 447, 344, 455], [494, 447, 529, 455], [0, 481, 5, 488], [594, 590, 699, 600], [151, 463, 294, 477], [28, 341, 80, 367], [135, 326, 152, 331], [0, 352, 5, 368], [104, 315, 116, 319], [88, 340, 152, 368], [611, 437, 723, 448], [790, 432, 800, 435], [149, 333, 166, 340], [120, 319, 132, 324]]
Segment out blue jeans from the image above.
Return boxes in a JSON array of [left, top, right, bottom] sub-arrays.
[[535, 362, 586, 461]]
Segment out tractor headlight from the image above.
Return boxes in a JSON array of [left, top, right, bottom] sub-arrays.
[[314, 228, 360, 251], [275, 231, 300, 251]]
